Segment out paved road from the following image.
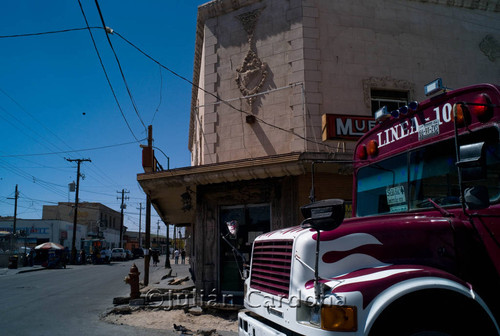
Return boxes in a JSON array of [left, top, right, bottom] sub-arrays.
[[0, 259, 168, 336]]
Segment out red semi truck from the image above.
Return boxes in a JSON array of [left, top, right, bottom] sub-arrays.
[[238, 83, 500, 335]]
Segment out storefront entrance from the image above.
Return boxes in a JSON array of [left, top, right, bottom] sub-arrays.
[[219, 204, 270, 300]]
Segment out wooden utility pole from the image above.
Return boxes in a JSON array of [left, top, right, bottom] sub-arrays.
[[13, 184, 18, 234], [143, 125, 154, 286], [66, 158, 91, 264], [7, 184, 19, 234], [144, 195, 151, 286], [7, 185, 19, 250], [117, 189, 129, 248], [137, 203, 144, 247], [164, 221, 170, 268]]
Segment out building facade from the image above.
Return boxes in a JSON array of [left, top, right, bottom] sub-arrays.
[[138, 0, 500, 299], [0, 219, 87, 250], [42, 202, 121, 248]]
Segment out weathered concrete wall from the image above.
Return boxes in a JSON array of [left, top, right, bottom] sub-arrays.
[[192, 0, 499, 163]]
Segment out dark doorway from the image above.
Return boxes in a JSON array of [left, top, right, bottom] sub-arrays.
[[219, 204, 270, 300]]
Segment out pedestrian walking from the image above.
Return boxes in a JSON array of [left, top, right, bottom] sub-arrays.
[[181, 249, 186, 264], [79, 249, 86, 265], [28, 249, 34, 267], [174, 249, 179, 264], [152, 249, 159, 266]]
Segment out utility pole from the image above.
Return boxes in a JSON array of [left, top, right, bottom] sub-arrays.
[[7, 185, 19, 250], [136, 203, 144, 248], [143, 125, 153, 285], [13, 184, 18, 234], [164, 221, 170, 268], [66, 158, 91, 264], [144, 194, 151, 286], [156, 220, 160, 249], [117, 189, 129, 248], [7, 184, 19, 234]]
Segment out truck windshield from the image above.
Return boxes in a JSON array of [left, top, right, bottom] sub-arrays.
[[356, 128, 500, 217]]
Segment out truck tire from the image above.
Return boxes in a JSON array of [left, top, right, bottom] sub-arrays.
[[369, 290, 497, 336]]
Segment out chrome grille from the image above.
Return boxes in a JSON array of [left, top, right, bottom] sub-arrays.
[[250, 240, 293, 298]]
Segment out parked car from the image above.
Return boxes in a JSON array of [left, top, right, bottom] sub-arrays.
[[132, 248, 144, 258], [111, 248, 126, 261], [125, 249, 133, 260]]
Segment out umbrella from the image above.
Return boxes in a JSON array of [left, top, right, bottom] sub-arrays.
[[34, 242, 65, 250], [0, 231, 11, 237]]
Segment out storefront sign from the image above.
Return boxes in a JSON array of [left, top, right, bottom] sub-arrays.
[[322, 114, 376, 140]]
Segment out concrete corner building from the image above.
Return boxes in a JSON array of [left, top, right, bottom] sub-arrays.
[[138, 0, 499, 300]]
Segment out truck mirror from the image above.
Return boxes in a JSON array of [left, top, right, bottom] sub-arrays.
[[456, 142, 486, 182], [465, 186, 490, 210], [300, 199, 345, 231]]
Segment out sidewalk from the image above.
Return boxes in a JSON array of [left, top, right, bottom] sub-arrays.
[[144, 258, 194, 293], [108, 258, 240, 335]]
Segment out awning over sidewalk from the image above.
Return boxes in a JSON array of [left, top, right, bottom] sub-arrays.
[[137, 152, 352, 224]]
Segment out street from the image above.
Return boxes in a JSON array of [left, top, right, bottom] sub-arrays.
[[0, 259, 167, 336]]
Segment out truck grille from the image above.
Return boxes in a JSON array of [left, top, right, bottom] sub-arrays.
[[250, 240, 293, 298]]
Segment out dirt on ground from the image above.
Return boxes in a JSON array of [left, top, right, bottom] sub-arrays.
[[102, 306, 239, 335]]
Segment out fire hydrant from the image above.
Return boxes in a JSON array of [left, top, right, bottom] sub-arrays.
[[124, 263, 141, 299]]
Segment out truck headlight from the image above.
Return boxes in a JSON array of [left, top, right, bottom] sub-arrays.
[[321, 305, 357, 332]]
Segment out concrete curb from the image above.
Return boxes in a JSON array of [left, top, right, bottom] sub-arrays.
[[17, 267, 47, 274]]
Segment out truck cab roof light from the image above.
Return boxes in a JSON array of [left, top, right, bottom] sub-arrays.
[[398, 106, 408, 115], [408, 101, 419, 111], [374, 106, 391, 123], [356, 144, 367, 160], [469, 93, 493, 122], [453, 102, 471, 128], [367, 140, 378, 157], [390, 109, 399, 118], [424, 78, 445, 96]]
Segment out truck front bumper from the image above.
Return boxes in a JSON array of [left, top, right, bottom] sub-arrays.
[[238, 311, 288, 336]]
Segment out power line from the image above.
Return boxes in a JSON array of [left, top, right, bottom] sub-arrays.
[[3, 24, 350, 152], [0, 139, 146, 157], [0, 27, 102, 39], [0, 87, 129, 189], [93, 0, 148, 134], [112, 31, 336, 151], [76, 0, 140, 143], [0, 159, 68, 198], [150, 64, 164, 125]]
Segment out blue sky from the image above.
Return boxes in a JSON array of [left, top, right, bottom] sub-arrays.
[[0, 1, 207, 233]]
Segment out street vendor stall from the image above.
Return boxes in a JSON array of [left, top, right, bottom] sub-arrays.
[[34, 242, 67, 268]]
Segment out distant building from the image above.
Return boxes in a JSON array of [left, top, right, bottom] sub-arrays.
[[0, 219, 87, 250], [123, 230, 170, 254], [123, 231, 141, 251], [42, 202, 121, 247]]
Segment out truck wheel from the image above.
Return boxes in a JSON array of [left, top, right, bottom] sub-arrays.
[[369, 290, 495, 336], [370, 314, 458, 336]]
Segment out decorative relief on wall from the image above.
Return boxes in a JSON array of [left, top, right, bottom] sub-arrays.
[[479, 35, 500, 62], [235, 8, 268, 111], [362, 77, 415, 109]]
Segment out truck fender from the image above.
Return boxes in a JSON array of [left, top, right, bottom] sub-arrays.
[[351, 269, 500, 335], [323, 265, 498, 334]]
